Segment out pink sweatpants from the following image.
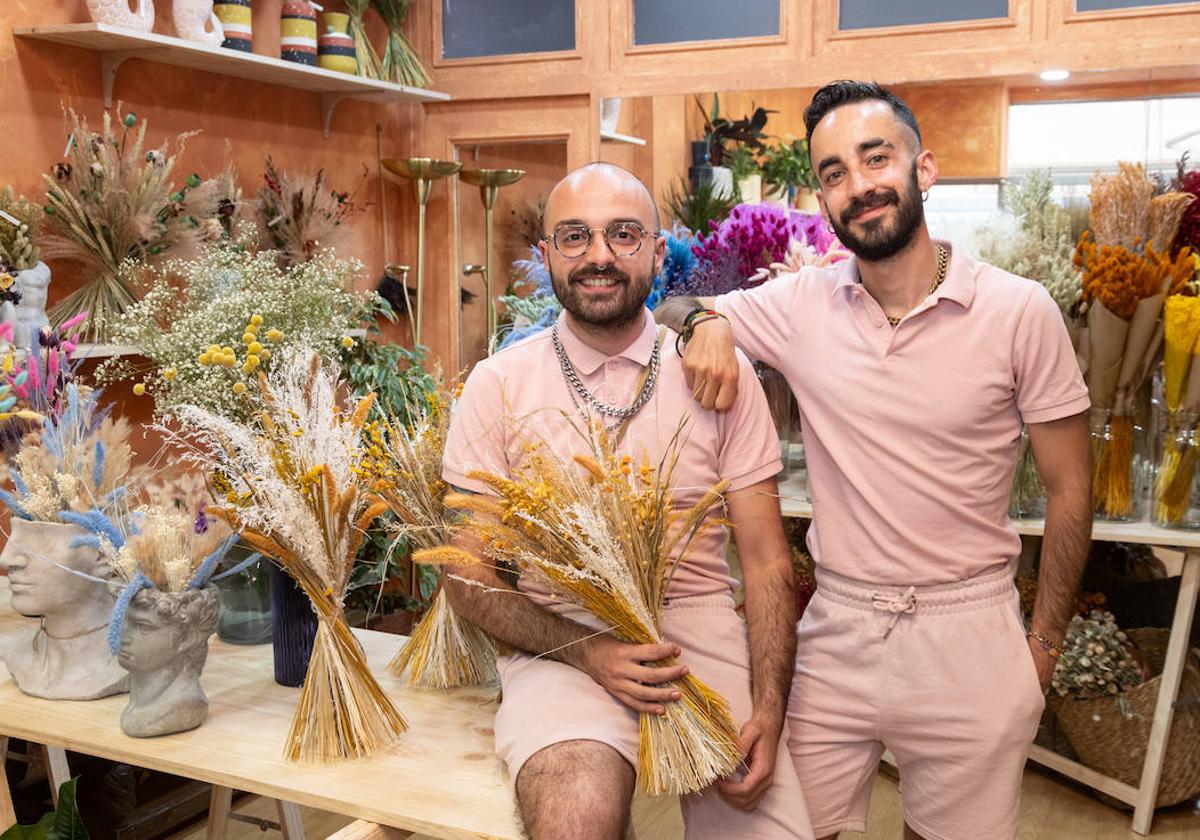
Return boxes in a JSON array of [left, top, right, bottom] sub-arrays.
[[494, 593, 814, 840], [787, 566, 1045, 840]]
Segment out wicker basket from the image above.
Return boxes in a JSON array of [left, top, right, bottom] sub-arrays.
[[1048, 628, 1200, 807]]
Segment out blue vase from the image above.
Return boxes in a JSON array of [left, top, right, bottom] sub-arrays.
[[270, 565, 317, 687]]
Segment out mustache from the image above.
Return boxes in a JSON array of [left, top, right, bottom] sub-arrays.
[[568, 264, 630, 284], [841, 189, 900, 225]]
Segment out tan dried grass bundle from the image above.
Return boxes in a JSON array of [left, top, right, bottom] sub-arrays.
[[1149, 192, 1197, 253], [360, 379, 498, 687], [1089, 162, 1156, 249], [422, 421, 741, 796], [161, 351, 406, 762]]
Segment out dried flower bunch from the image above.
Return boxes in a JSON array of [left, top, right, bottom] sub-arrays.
[[0, 186, 42, 271], [422, 423, 742, 796], [1051, 610, 1143, 700], [96, 246, 372, 423], [1075, 233, 1193, 320], [162, 351, 404, 762], [96, 503, 233, 595], [257, 157, 360, 267], [357, 377, 498, 688], [974, 171, 1082, 319], [0, 384, 131, 522], [40, 108, 239, 340], [372, 0, 430, 87]]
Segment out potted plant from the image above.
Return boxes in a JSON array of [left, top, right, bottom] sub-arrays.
[[761, 138, 819, 209], [726, 146, 762, 205], [691, 94, 773, 199]]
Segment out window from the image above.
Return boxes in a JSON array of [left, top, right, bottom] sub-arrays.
[[441, 0, 574, 60], [838, 0, 1008, 30], [632, 0, 780, 45]]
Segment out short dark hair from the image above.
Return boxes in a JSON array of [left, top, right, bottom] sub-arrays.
[[804, 81, 922, 148]]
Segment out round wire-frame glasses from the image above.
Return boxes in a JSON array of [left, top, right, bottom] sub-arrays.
[[549, 221, 656, 259]]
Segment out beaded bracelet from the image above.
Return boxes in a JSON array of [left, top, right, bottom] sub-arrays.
[[675, 310, 727, 357]]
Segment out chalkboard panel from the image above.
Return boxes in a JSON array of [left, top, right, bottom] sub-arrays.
[[441, 0, 574, 59], [839, 0, 1009, 30], [633, 0, 780, 45], [1076, 0, 1197, 10]]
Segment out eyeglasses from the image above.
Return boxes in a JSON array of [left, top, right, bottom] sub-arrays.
[[549, 221, 656, 259]]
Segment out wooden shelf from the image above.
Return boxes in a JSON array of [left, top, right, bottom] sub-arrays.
[[777, 476, 1200, 549], [600, 129, 647, 146], [13, 23, 450, 137]]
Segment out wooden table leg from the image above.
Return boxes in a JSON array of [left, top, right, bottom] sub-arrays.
[[206, 785, 233, 840], [276, 800, 306, 840], [1132, 550, 1200, 835], [326, 821, 414, 840], [42, 746, 69, 807], [0, 736, 16, 831]]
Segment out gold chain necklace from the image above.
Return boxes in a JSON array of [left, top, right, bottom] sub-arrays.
[[885, 244, 949, 328]]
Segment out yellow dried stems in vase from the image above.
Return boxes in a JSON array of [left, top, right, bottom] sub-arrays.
[[164, 351, 406, 762]]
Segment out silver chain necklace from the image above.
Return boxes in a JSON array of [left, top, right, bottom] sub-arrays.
[[552, 322, 659, 421]]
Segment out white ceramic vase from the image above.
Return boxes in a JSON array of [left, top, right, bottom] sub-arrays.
[[86, 0, 156, 31], [173, 0, 225, 46]]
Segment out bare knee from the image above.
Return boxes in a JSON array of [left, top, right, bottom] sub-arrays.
[[516, 740, 634, 840]]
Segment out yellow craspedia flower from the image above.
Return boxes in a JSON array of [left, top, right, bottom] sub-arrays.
[[248, 341, 263, 354], [132, 383, 146, 396], [162, 367, 177, 381], [245, 354, 260, 368], [232, 382, 247, 395], [198, 352, 211, 365], [259, 348, 271, 360], [266, 328, 284, 342], [242, 332, 256, 345], [222, 346, 234, 356], [242, 360, 255, 375], [207, 344, 221, 355], [250, 314, 263, 326], [340, 336, 355, 349]]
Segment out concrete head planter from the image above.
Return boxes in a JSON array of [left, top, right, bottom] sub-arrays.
[[0, 519, 128, 700], [118, 587, 219, 737]]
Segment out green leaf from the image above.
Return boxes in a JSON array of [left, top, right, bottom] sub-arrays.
[[50, 778, 87, 840], [1, 821, 49, 840]]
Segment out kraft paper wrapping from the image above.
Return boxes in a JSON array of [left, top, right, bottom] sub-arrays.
[[1113, 293, 1165, 416], [1086, 301, 1129, 412]]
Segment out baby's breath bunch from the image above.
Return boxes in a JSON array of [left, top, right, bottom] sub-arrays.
[[96, 245, 375, 422]]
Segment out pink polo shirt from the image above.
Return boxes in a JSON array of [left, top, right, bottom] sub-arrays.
[[443, 309, 782, 607], [715, 242, 1090, 586]]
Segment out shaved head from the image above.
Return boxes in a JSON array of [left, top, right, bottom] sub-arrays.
[[537, 162, 665, 332], [542, 162, 660, 236]]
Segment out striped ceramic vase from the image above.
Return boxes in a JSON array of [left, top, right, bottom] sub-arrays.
[[280, 0, 317, 66], [317, 12, 357, 74], [213, 0, 252, 52]]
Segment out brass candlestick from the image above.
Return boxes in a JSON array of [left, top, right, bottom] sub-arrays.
[[381, 158, 462, 345], [459, 168, 526, 348]]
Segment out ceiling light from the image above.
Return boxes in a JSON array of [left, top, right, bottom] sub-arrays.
[[1039, 69, 1070, 82]]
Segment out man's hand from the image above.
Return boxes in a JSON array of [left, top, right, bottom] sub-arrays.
[[682, 317, 740, 412], [577, 635, 688, 715], [1028, 636, 1058, 693], [715, 715, 780, 811]]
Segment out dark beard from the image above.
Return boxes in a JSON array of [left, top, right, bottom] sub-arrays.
[[551, 262, 653, 329], [829, 160, 924, 262]]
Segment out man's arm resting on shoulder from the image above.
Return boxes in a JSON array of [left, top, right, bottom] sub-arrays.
[[1027, 411, 1092, 690], [654, 295, 740, 411], [715, 478, 797, 811], [443, 518, 688, 715]]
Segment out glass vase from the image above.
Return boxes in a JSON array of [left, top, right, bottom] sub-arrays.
[[1090, 406, 1150, 522], [270, 565, 318, 687], [212, 547, 272, 645], [1009, 427, 1047, 519], [1153, 407, 1200, 528]]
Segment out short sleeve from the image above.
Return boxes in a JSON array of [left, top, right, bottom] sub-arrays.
[[717, 351, 784, 491], [442, 362, 510, 493], [1013, 285, 1090, 424], [713, 274, 803, 368]]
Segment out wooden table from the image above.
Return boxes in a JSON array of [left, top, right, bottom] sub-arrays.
[[778, 477, 1200, 836], [0, 577, 522, 840]]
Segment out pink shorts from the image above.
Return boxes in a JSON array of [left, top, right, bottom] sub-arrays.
[[494, 593, 814, 840], [788, 566, 1044, 840]]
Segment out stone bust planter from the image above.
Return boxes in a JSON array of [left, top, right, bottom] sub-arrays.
[[117, 587, 220, 737], [0, 519, 128, 699]]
